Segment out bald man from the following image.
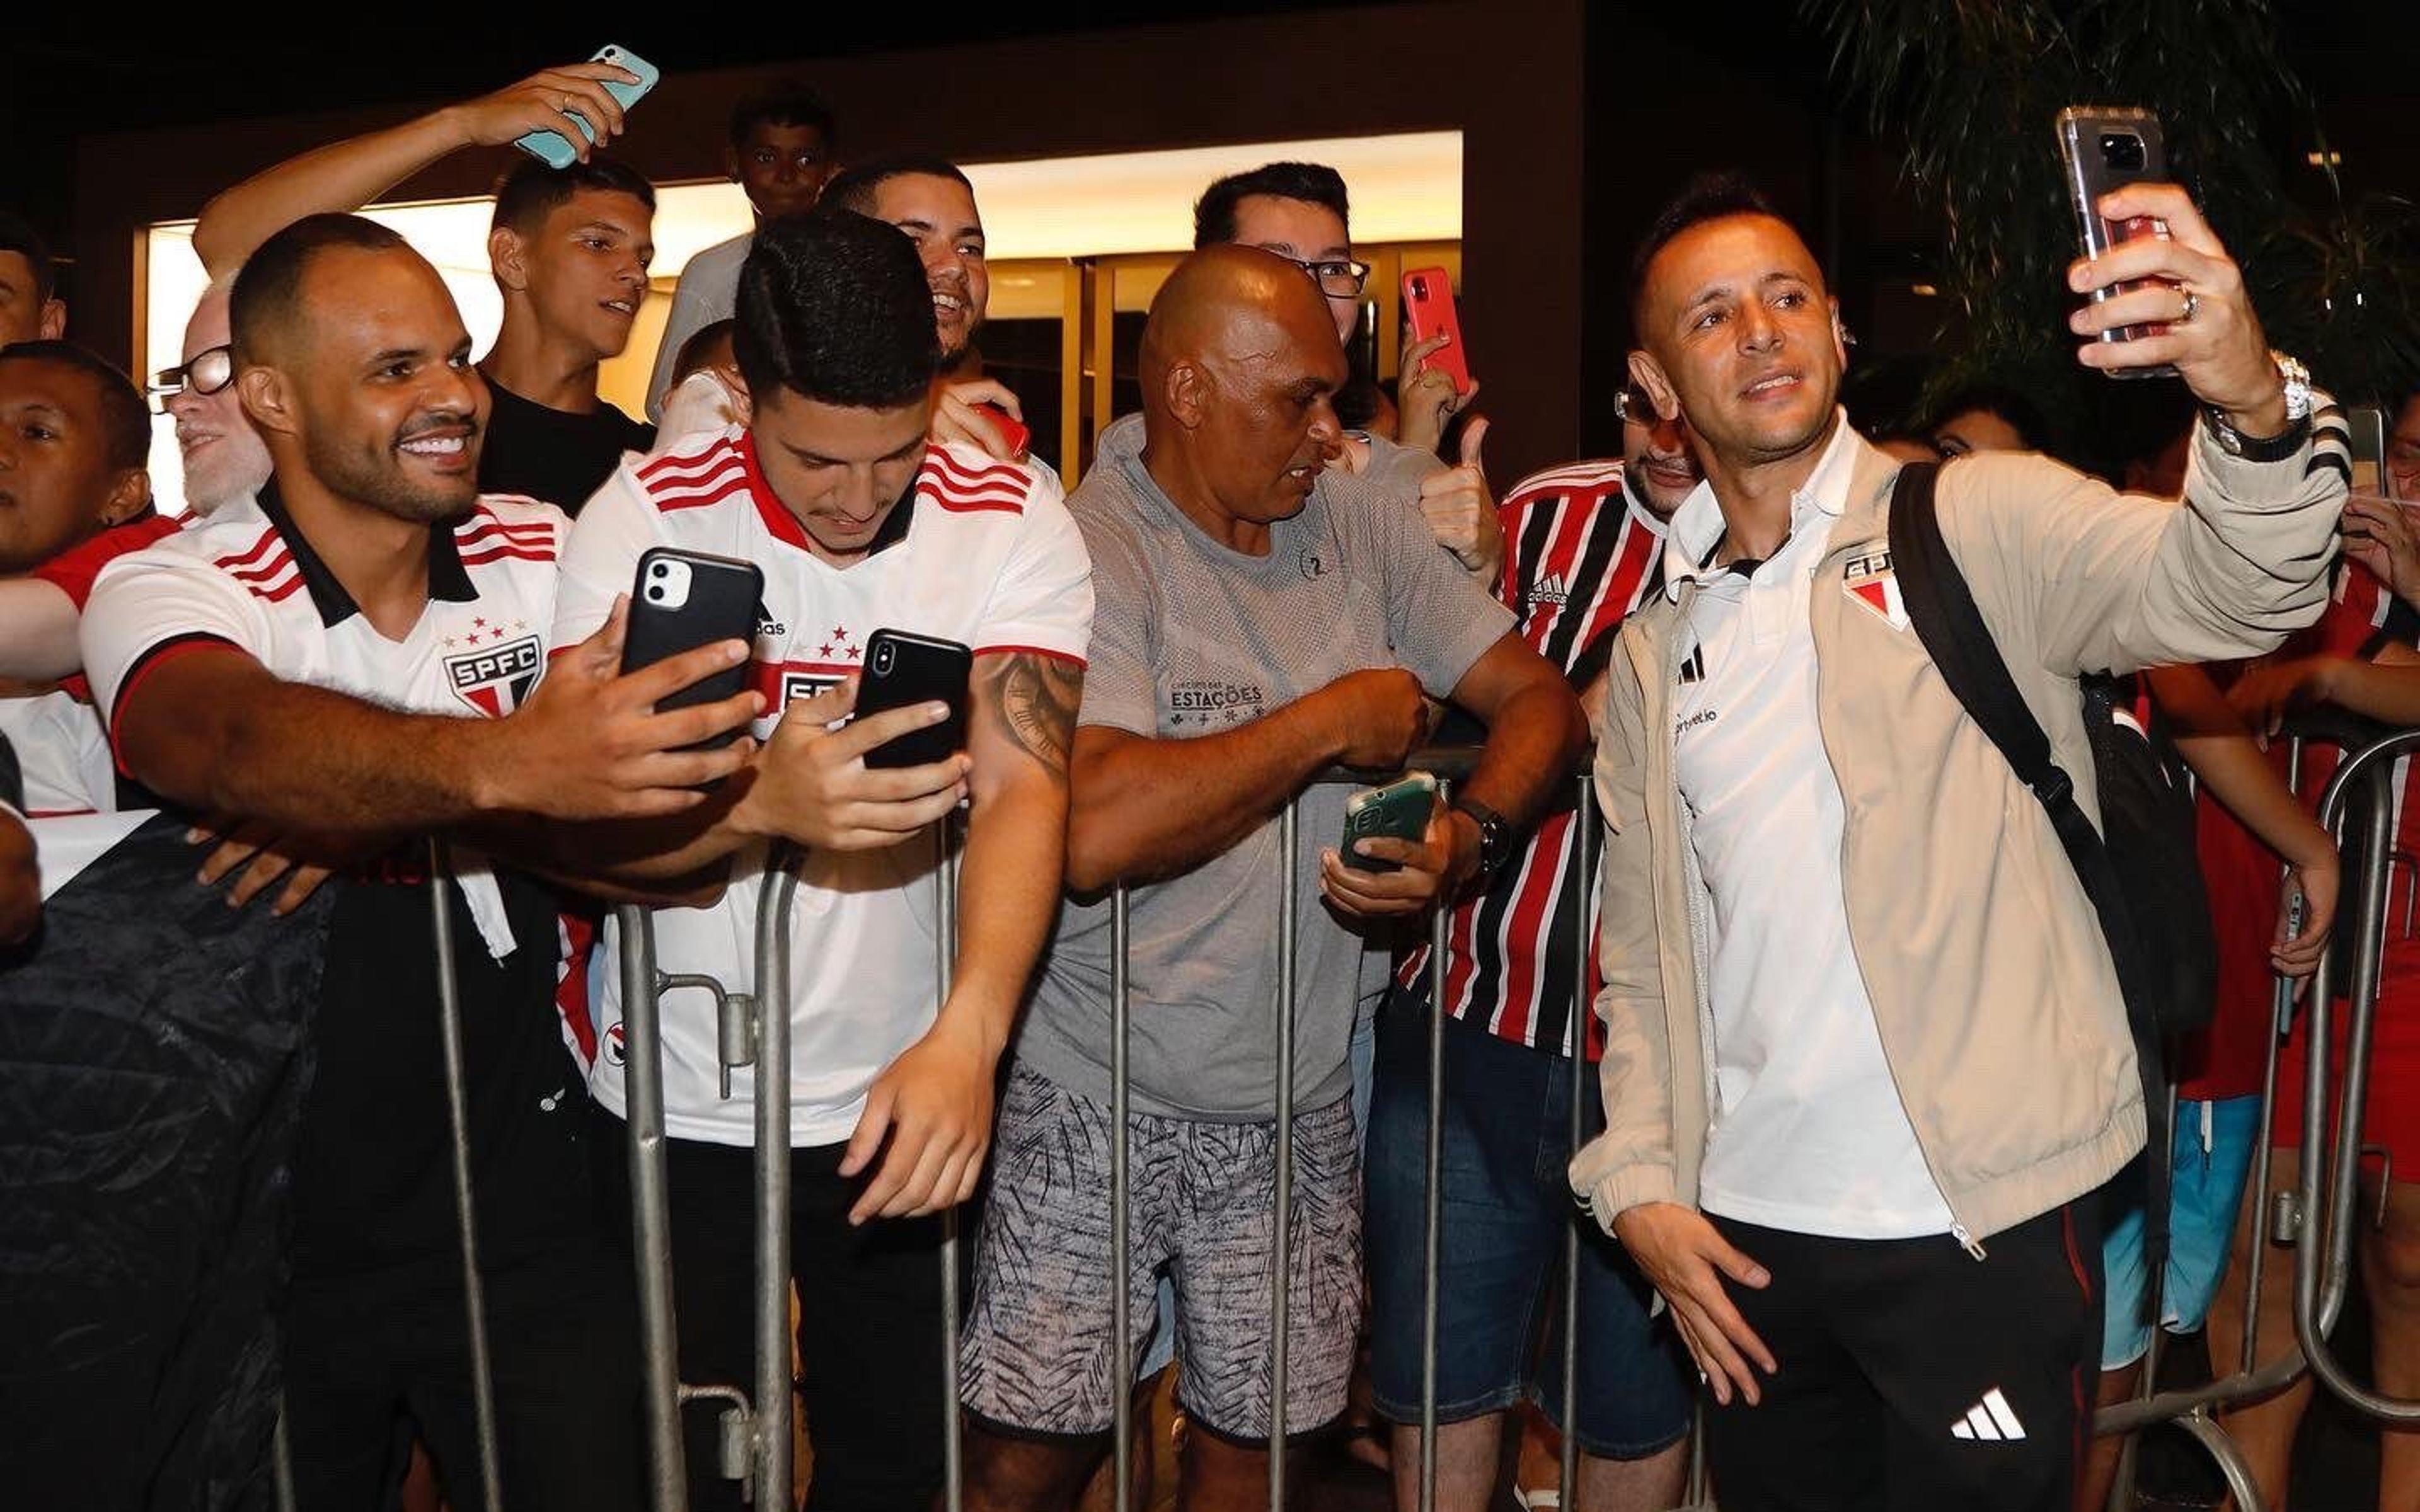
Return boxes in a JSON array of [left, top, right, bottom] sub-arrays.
[[958, 244, 1585, 1509], [79, 212, 760, 1511]]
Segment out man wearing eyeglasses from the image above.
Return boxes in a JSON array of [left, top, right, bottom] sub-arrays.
[[1192, 162, 1502, 585]]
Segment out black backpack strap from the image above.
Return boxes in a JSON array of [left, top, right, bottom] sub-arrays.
[[1887, 462, 2173, 1268]]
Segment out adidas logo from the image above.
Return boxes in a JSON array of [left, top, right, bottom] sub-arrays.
[[1533, 572, 1572, 606], [1950, 1387, 2027, 1442]]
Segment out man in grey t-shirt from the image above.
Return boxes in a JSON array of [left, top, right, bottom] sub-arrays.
[[959, 246, 1586, 1506]]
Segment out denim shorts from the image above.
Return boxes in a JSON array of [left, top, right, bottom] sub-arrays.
[[1364, 990, 1694, 1457]]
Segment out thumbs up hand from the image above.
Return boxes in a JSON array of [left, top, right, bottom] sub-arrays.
[[1418, 415, 1504, 581]]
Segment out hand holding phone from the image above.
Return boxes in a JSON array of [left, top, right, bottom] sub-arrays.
[[1339, 771, 1439, 875], [1402, 267, 1474, 397], [514, 45, 660, 168], [620, 548, 764, 752], [2056, 106, 2177, 377], [852, 630, 974, 770], [734, 677, 967, 851], [2060, 180, 2283, 422]]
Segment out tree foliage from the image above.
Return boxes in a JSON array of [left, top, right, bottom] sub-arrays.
[[1803, 0, 2420, 452]]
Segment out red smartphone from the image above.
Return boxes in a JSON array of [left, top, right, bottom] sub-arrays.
[[1400, 266, 1473, 396], [972, 401, 1030, 460], [2055, 106, 2177, 379]]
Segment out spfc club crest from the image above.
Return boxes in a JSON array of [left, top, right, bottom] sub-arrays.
[[1841, 547, 1909, 631], [446, 633, 543, 717]]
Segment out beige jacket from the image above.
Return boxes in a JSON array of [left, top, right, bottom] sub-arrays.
[[1570, 418, 2348, 1243]]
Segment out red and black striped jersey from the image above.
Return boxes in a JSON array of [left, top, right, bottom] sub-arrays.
[[1396, 459, 1668, 1058]]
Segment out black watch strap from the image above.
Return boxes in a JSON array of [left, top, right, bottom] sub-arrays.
[[1454, 797, 1513, 878], [2202, 405, 2312, 464]]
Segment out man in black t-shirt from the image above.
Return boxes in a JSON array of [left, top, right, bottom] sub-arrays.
[[192, 59, 660, 515], [474, 156, 657, 506]]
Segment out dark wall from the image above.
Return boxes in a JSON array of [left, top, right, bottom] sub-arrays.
[[66, 1, 1594, 480]]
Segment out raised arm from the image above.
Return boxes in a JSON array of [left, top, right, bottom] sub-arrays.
[[1950, 185, 2345, 680], [192, 61, 639, 277]]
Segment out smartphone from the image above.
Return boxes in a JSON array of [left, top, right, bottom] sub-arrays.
[[515, 45, 660, 169], [972, 401, 1032, 460], [1340, 771, 1439, 874], [619, 547, 763, 750], [853, 629, 972, 770], [1400, 266, 1473, 397], [2351, 406, 2388, 496], [2056, 106, 2177, 377]]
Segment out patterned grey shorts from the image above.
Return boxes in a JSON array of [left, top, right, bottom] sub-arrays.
[[959, 1063, 1363, 1444]]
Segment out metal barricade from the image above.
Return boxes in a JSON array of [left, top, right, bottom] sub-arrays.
[[618, 847, 804, 1509], [2293, 726, 2420, 1423], [1080, 748, 1610, 1512], [2092, 718, 2420, 1511], [602, 748, 1611, 1511]]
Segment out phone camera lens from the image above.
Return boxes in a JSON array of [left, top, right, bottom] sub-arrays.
[[873, 645, 894, 672], [1411, 278, 1428, 298], [2100, 133, 2145, 171], [648, 563, 667, 578], [645, 586, 665, 602]]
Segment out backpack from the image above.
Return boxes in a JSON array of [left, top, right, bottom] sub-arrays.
[[1887, 460, 2218, 1271]]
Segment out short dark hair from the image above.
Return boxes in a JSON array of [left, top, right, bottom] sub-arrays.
[[822, 154, 974, 217], [1192, 162, 1351, 249], [1628, 172, 1789, 328], [734, 210, 940, 409], [729, 83, 835, 150], [490, 156, 656, 236], [671, 318, 735, 386], [0, 208, 56, 304], [0, 340, 151, 471], [1928, 382, 2054, 454], [229, 212, 410, 366]]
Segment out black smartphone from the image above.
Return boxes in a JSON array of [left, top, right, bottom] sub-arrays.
[[619, 547, 764, 750], [854, 629, 972, 770], [2055, 105, 2178, 378], [1340, 771, 1438, 874]]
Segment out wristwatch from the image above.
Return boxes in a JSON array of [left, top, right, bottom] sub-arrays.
[[1453, 798, 1514, 881], [2204, 351, 2313, 463]]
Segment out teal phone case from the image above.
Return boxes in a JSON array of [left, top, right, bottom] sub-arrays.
[[514, 45, 660, 169]]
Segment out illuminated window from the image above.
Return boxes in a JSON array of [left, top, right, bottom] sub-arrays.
[[142, 132, 1461, 512]]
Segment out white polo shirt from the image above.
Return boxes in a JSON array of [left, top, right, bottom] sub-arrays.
[[557, 427, 1093, 1147], [1664, 415, 1953, 1239]]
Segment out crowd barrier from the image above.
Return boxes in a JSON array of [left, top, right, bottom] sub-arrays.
[[270, 724, 2420, 1511], [2094, 718, 2420, 1512]]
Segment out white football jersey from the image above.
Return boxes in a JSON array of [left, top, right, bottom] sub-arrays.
[[0, 690, 112, 817], [557, 427, 1093, 1146]]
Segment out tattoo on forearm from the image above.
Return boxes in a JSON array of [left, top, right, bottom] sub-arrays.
[[987, 653, 1082, 775]]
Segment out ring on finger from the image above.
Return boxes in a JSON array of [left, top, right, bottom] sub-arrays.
[[2177, 288, 2201, 324]]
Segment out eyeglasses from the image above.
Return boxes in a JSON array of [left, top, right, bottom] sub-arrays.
[[1613, 385, 1654, 424], [149, 344, 234, 412], [1279, 255, 1372, 301]]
